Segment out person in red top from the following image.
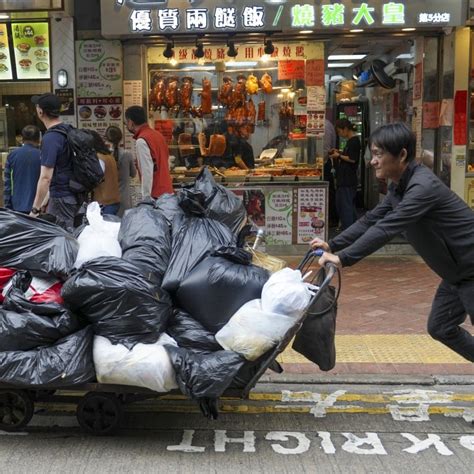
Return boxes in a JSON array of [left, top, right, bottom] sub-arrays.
[[124, 106, 173, 199]]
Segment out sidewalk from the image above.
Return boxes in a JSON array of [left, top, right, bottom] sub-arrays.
[[280, 255, 474, 376]]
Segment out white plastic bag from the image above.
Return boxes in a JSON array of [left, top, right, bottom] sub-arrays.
[[261, 268, 313, 318], [215, 299, 295, 361], [93, 333, 178, 392], [74, 202, 122, 268]]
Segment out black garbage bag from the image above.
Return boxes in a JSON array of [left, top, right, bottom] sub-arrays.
[[138, 194, 184, 226], [193, 168, 247, 234], [0, 326, 95, 387], [178, 188, 208, 216], [0, 272, 81, 352], [167, 310, 222, 352], [292, 267, 337, 371], [62, 257, 173, 349], [166, 345, 245, 401], [118, 207, 171, 287], [0, 209, 79, 279], [162, 215, 236, 293], [175, 246, 269, 333]]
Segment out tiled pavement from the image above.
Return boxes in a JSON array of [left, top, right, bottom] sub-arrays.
[[278, 255, 474, 376]]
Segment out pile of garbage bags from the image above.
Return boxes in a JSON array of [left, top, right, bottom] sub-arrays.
[[0, 168, 323, 418]]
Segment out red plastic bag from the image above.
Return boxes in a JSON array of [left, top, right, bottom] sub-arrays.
[[0, 268, 16, 303], [25, 277, 64, 304]]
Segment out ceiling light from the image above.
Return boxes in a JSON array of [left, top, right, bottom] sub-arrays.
[[264, 39, 275, 55], [260, 54, 271, 62], [402, 28, 416, 32], [349, 29, 364, 33], [163, 41, 174, 59], [327, 63, 354, 68], [227, 40, 238, 58], [0, 14, 9, 19], [194, 41, 205, 59], [328, 54, 367, 60], [170, 58, 178, 66], [299, 30, 313, 34]]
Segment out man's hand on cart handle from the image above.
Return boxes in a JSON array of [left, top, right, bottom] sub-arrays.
[[310, 237, 330, 252], [318, 251, 341, 268]]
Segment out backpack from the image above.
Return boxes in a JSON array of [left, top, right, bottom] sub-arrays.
[[50, 127, 105, 193]]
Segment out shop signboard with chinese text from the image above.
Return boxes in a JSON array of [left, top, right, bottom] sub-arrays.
[[0, 24, 13, 80], [12, 22, 50, 80], [102, 0, 467, 36], [0, 0, 63, 10], [76, 40, 124, 136]]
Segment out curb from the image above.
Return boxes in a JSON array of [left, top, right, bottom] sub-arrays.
[[259, 373, 474, 386]]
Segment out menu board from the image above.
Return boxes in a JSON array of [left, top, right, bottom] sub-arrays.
[[76, 40, 124, 136], [296, 187, 327, 244], [12, 22, 50, 80], [0, 23, 13, 80]]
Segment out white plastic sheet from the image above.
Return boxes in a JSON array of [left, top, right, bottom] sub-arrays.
[[74, 202, 121, 268], [93, 333, 178, 392]]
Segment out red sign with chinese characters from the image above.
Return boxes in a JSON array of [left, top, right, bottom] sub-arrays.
[[454, 90, 468, 146], [278, 60, 305, 81], [305, 59, 324, 86]]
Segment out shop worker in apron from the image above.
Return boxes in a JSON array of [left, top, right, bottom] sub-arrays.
[[311, 123, 474, 362], [124, 106, 173, 200]]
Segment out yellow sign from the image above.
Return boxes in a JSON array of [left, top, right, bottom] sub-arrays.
[[465, 177, 474, 210], [0, 24, 13, 80]]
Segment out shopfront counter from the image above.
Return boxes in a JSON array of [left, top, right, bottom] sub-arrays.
[[172, 178, 328, 255]]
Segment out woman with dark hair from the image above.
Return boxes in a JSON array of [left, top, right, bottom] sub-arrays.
[[329, 118, 361, 230], [312, 122, 474, 363], [86, 130, 120, 215], [105, 126, 137, 215]]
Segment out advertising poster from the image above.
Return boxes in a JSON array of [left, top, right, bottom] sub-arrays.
[[76, 40, 123, 136], [423, 101, 440, 129], [265, 189, 293, 245], [123, 80, 143, 151], [0, 24, 13, 80], [243, 189, 266, 227], [278, 60, 305, 81], [306, 86, 326, 138], [296, 187, 326, 244], [12, 22, 50, 80], [465, 178, 474, 210], [305, 59, 324, 86], [55, 88, 75, 116]]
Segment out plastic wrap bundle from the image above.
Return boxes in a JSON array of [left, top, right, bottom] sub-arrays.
[[0, 327, 95, 387], [118, 206, 171, 287], [0, 209, 78, 279], [161, 215, 236, 293], [93, 333, 178, 393], [62, 257, 173, 349], [176, 247, 269, 333]]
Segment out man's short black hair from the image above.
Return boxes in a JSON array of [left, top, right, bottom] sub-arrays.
[[369, 123, 416, 162], [21, 125, 40, 143], [125, 106, 147, 126]]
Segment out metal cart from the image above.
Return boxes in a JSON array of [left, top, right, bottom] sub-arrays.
[[0, 250, 338, 435]]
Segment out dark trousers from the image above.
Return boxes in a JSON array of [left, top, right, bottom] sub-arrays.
[[47, 196, 80, 231], [427, 280, 474, 362], [335, 186, 357, 230]]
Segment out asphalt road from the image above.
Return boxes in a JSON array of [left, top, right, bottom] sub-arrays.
[[1, 383, 473, 473]]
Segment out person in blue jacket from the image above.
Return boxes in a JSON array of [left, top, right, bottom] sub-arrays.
[[3, 125, 41, 213]]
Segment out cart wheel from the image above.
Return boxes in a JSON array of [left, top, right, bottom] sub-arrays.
[[76, 392, 122, 436], [0, 390, 34, 432]]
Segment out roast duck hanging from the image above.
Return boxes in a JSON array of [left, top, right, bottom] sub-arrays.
[[218, 76, 233, 107], [165, 76, 179, 112], [245, 74, 259, 95], [260, 72, 273, 94], [149, 75, 167, 111], [199, 77, 212, 115], [180, 76, 194, 114]]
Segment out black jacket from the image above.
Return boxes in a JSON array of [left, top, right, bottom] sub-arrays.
[[329, 162, 474, 284]]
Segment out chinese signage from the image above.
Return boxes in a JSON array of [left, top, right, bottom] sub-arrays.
[[12, 22, 50, 80], [76, 40, 124, 136], [102, 0, 467, 36], [278, 60, 305, 81], [0, 24, 13, 80], [265, 190, 293, 245], [297, 187, 327, 244], [148, 42, 323, 64]]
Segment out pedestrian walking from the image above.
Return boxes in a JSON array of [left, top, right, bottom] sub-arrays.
[[105, 125, 137, 216], [329, 119, 361, 230], [312, 123, 474, 362], [29, 93, 79, 229], [86, 130, 121, 215], [124, 106, 173, 200], [4, 125, 41, 213]]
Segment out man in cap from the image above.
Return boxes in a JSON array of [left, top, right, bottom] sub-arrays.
[[29, 93, 79, 229]]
